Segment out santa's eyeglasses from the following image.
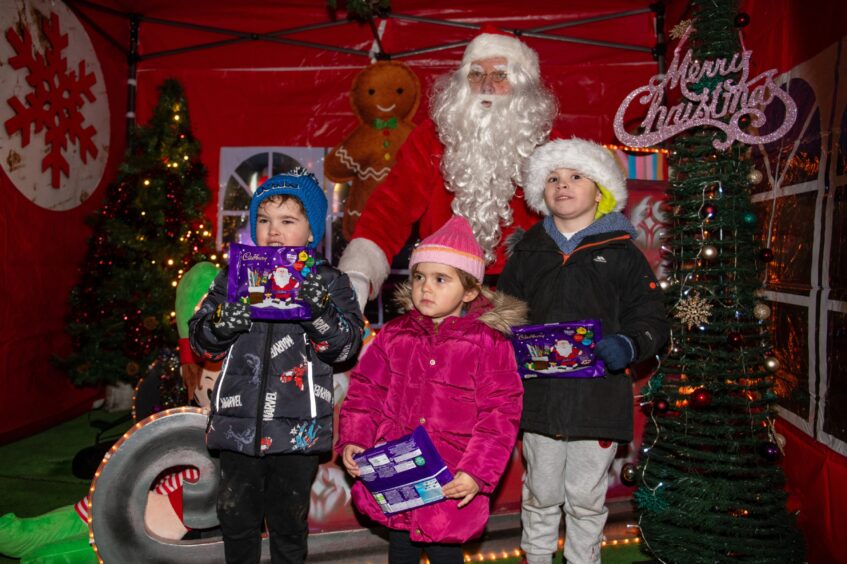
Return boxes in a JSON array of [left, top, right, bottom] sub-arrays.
[[467, 70, 509, 84]]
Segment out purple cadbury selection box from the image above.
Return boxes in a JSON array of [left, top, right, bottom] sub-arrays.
[[511, 320, 606, 379], [227, 243, 316, 321]]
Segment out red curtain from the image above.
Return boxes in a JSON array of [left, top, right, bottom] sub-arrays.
[[0, 2, 128, 443], [778, 419, 847, 563]]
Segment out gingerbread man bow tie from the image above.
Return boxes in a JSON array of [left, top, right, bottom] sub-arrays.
[[373, 117, 397, 130]]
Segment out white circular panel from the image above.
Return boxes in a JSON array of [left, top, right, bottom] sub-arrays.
[[0, 0, 110, 210]]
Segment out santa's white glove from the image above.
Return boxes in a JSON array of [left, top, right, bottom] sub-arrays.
[[338, 238, 389, 313], [346, 271, 370, 313]]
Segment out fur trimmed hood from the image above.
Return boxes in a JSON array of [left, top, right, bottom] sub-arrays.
[[393, 283, 528, 336], [522, 138, 627, 217]]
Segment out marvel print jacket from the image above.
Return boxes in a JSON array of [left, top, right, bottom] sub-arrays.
[[498, 216, 669, 442], [189, 260, 363, 456], [336, 285, 525, 544]]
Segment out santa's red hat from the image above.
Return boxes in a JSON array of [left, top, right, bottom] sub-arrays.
[[461, 24, 540, 81]]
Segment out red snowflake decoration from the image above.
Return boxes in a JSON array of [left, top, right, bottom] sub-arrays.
[[4, 12, 99, 188]]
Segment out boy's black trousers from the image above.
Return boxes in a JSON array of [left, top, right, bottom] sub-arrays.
[[217, 450, 319, 564]]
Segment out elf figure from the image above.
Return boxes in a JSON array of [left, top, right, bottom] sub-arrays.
[[0, 263, 221, 564]]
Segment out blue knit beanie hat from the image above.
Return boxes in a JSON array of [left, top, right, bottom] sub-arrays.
[[249, 168, 327, 248]]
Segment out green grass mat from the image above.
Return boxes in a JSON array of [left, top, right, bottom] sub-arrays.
[[0, 410, 132, 518]]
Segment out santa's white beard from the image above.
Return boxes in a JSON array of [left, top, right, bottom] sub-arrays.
[[274, 271, 289, 286], [433, 78, 554, 263], [556, 343, 572, 356]]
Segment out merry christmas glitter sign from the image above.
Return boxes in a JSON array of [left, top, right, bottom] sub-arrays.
[[614, 28, 797, 150]]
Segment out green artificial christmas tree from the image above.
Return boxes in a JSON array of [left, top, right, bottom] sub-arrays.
[[62, 80, 215, 386], [634, 1, 805, 562]]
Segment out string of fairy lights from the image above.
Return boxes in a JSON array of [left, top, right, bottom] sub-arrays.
[[633, 170, 779, 560], [136, 103, 225, 323], [633, 136, 786, 454], [454, 536, 642, 563]]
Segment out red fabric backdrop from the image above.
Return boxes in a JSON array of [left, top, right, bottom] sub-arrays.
[[0, 3, 128, 443], [778, 419, 847, 563], [124, 0, 662, 226]]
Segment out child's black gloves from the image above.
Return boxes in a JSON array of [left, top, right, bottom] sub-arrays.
[[210, 302, 252, 340], [595, 334, 636, 372], [300, 272, 331, 317]]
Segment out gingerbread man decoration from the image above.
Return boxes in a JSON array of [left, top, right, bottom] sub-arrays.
[[325, 61, 421, 240]]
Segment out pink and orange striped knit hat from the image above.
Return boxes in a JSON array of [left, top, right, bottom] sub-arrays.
[[409, 215, 485, 283]]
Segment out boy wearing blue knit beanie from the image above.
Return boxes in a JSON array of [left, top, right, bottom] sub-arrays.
[[189, 169, 363, 563], [498, 139, 669, 564]]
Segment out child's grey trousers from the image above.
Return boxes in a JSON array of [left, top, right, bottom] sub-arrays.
[[520, 432, 618, 564]]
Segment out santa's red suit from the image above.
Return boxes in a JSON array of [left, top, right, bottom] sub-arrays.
[[349, 118, 542, 278], [549, 342, 579, 366]]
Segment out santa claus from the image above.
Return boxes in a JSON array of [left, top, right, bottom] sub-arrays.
[[270, 266, 299, 302], [338, 26, 558, 309], [550, 339, 579, 367]]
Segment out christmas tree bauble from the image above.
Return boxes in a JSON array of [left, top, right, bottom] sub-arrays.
[[759, 247, 774, 262], [620, 463, 637, 486], [691, 387, 712, 409], [728, 331, 744, 346], [753, 303, 771, 320], [758, 441, 780, 461], [764, 356, 780, 372]]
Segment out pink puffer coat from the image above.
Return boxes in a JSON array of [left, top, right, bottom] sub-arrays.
[[337, 285, 526, 544]]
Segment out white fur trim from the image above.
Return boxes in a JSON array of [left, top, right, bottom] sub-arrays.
[[522, 138, 627, 215], [346, 272, 370, 313], [462, 33, 539, 81], [338, 237, 391, 302]]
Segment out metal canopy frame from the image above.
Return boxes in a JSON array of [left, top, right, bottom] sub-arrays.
[[63, 0, 666, 138]]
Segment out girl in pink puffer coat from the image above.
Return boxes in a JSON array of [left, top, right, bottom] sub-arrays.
[[337, 216, 526, 563]]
